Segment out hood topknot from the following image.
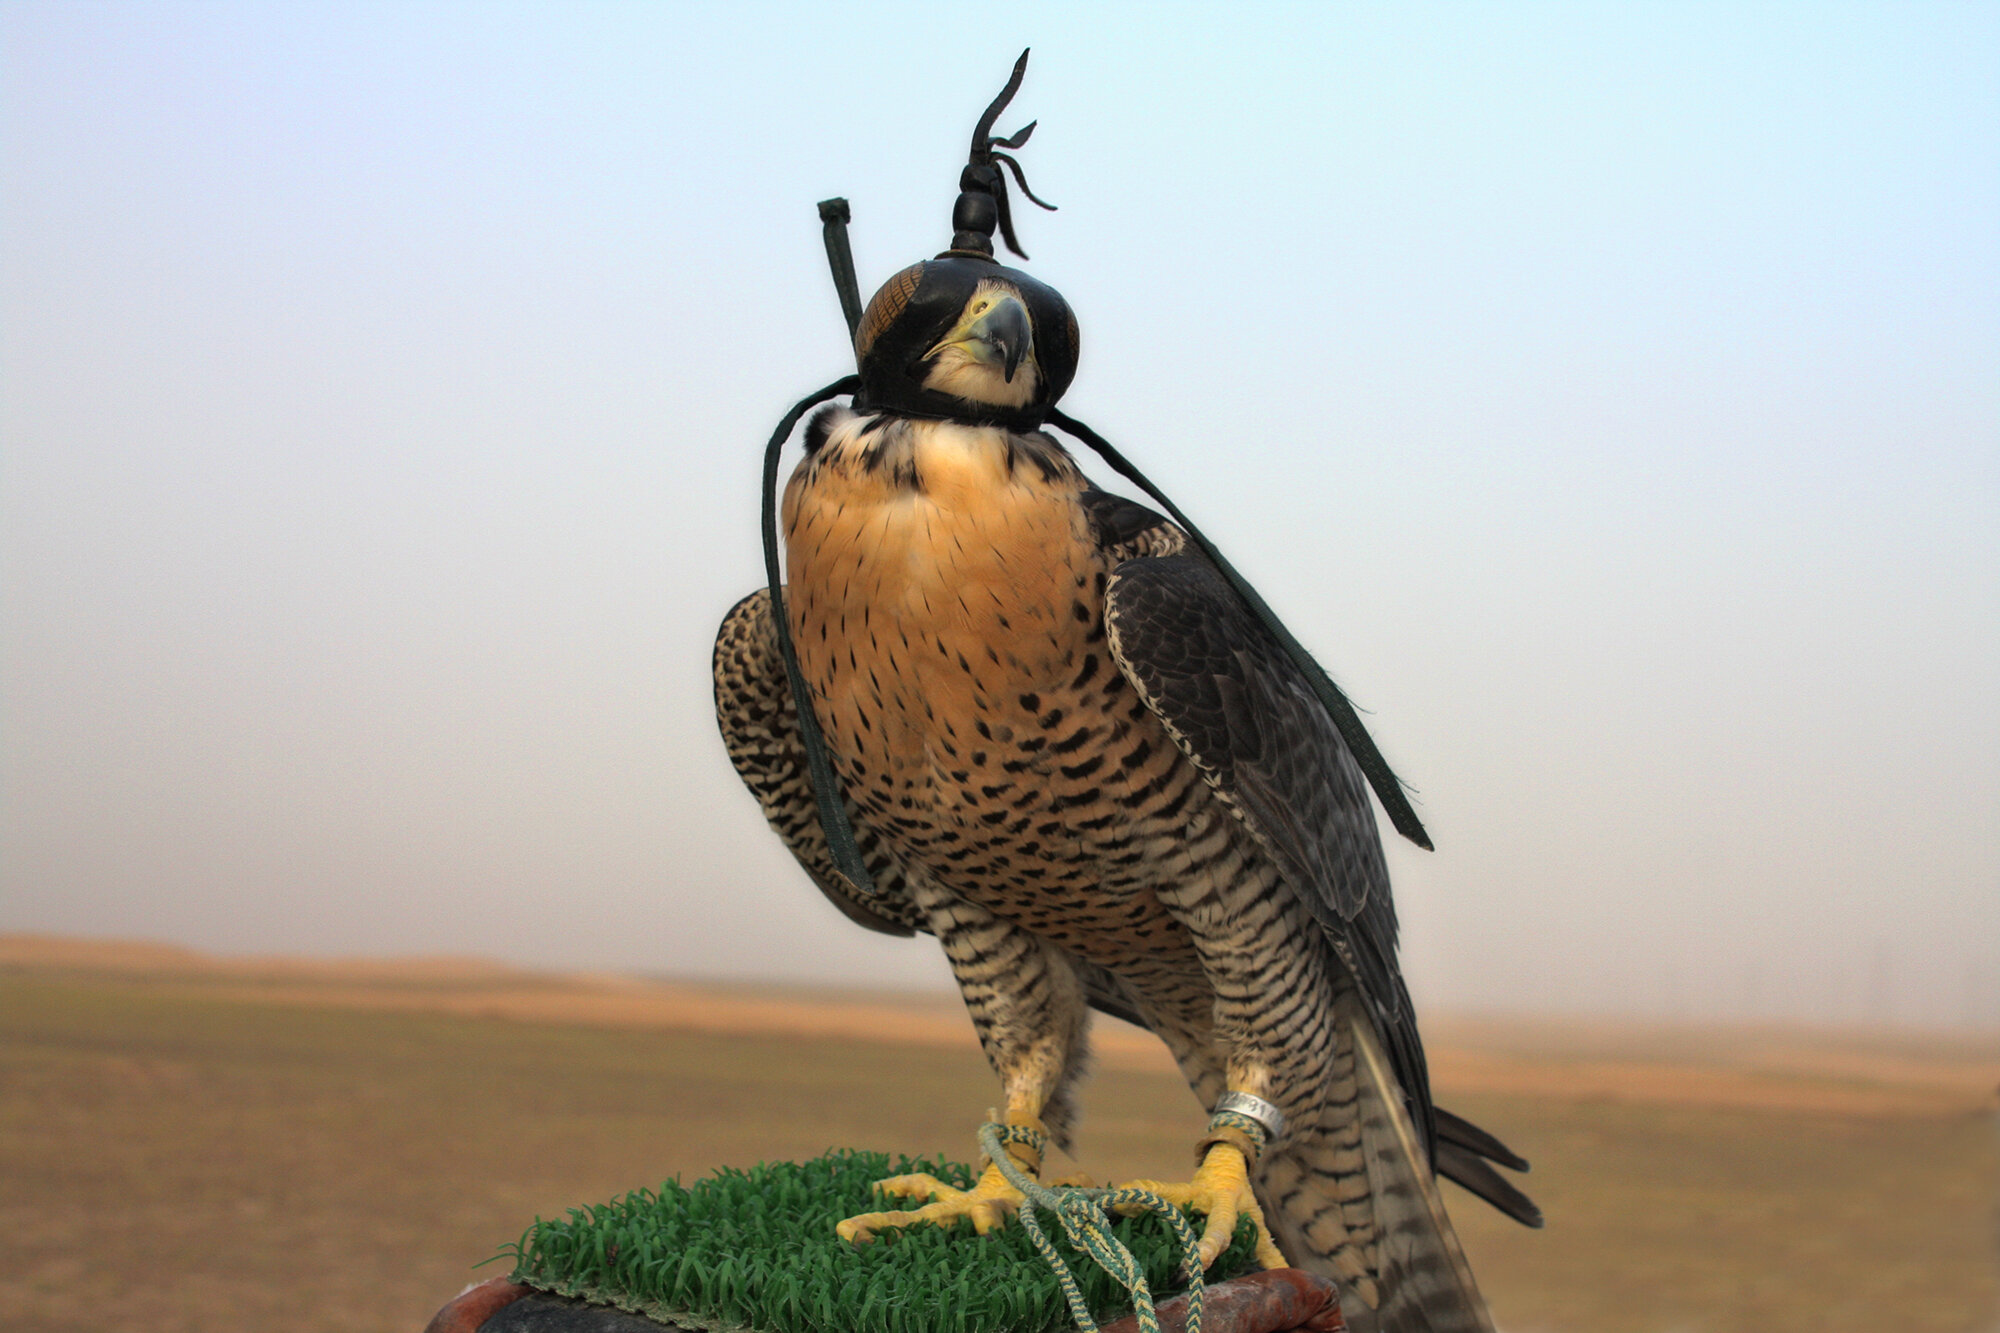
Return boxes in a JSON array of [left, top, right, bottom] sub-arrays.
[[851, 50, 1078, 428]]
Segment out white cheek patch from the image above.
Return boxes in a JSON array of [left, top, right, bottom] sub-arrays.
[[922, 344, 1041, 409]]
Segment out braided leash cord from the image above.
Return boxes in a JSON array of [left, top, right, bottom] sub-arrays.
[[1206, 1110, 1269, 1142], [1195, 1110, 1270, 1166], [975, 1122, 1207, 1333]]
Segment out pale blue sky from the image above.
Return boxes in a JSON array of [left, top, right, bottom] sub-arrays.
[[4, 3, 1995, 1026]]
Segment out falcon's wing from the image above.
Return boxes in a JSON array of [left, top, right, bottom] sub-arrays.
[[713, 589, 926, 937], [1091, 487, 1542, 1233], [1102, 543, 1432, 1137]]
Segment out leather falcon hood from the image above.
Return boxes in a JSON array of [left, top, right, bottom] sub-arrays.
[[844, 49, 1077, 428], [852, 255, 1078, 428]]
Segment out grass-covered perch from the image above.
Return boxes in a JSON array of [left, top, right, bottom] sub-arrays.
[[503, 1150, 1262, 1333]]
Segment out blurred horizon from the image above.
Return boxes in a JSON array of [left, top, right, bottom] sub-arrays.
[[8, 928, 1999, 1041], [4, 4, 1996, 1033]]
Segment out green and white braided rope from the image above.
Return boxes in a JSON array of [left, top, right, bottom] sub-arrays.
[[976, 1122, 1207, 1333], [1200, 1109, 1270, 1153]]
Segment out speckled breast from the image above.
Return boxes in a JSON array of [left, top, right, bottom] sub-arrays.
[[782, 413, 1203, 968]]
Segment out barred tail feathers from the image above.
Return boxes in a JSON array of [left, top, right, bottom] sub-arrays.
[[1254, 994, 1496, 1333]]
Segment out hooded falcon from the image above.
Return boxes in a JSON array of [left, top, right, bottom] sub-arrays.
[[714, 57, 1537, 1333]]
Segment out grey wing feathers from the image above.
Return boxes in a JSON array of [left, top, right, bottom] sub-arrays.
[[1094, 503, 1539, 1235], [713, 589, 927, 937], [1101, 550, 1432, 1140], [1435, 1110, 1542, 1229], [1079, 487, 1190, 562]]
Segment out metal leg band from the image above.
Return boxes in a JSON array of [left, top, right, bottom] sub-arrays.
[[1212, 1091, 1286, 1143]]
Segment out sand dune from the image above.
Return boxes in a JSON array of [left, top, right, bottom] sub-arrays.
[[4, 933, 1992, 1116]]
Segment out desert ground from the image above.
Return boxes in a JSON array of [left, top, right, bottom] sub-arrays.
[[1, 933, 1993, 1333]]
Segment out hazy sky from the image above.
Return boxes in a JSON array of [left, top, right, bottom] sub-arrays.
[[4, 3, 1995, 1028]]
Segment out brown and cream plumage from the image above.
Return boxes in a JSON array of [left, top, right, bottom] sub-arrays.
[[713, 64, 1535, 1333]]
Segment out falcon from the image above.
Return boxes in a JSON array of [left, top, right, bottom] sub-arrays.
[[714, 60, 1537, 1333]]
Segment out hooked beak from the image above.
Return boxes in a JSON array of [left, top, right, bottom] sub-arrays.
[[927, 293, 1034, 383], [973, 294, 1032, 383]]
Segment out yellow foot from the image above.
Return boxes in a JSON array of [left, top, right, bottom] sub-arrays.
[[1111, 1143, 1289, 1270], [836, 1161, 1026, 1244]]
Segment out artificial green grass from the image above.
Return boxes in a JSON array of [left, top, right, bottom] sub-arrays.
[[503, 1150, 1260, 1333]]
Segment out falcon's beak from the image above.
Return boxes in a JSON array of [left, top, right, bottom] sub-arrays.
[[973, 294, 1032, 383], [927, 293, 1034, 383]]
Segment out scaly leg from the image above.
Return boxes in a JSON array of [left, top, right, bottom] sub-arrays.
[[1114, 1089, 1289, 1269], [838, 889, 1090, 1243]]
